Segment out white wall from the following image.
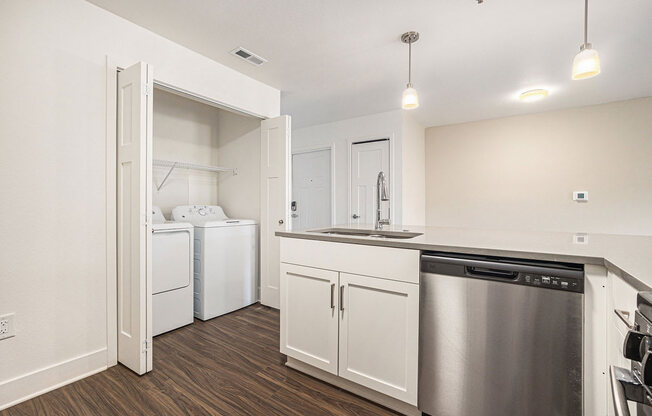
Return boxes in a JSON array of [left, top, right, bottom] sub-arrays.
[[292, 110, 404, 225], [0, 0, 278, 409], [425, 97, 652, 235], [153, 89, 220, 217]]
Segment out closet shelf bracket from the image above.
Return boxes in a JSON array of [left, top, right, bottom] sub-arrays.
[[153, 159, 237, 191]]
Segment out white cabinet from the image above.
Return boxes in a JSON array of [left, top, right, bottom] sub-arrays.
[[279, 238, 420, 406], [338, 273, 418, 404], [280, 263, 339, 374]]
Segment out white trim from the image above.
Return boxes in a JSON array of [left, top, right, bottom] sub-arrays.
[[105, 55, 118, 367], [0, 348, 107, 411], [291, 144, 337, 226], [346, 136, 395, 226]]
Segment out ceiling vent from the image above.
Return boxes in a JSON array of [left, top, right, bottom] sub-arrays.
[[230, 47, 267, 66]]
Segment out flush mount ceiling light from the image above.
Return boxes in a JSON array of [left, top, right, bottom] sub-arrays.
[[519, 89, 549, 102], [401, 31, 420, 110], [572, 0, 601, 80]]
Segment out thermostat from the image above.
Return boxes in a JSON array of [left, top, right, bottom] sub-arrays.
[[573, 191, 589, 202]]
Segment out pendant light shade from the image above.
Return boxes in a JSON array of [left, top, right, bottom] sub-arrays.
[[401, 31, 420, 110], [572, 45, 601, 80], [402, 86, 419, 109], [572, 0, 600, 80]]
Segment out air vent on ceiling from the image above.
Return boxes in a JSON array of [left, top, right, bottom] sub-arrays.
[[230, 47, 267, 66]]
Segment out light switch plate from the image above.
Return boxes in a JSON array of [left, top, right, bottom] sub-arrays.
[[0, 313, 15, 340], [573, 191, 589, 202]]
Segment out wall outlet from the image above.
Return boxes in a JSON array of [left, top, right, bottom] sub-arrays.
[[0, 313, 15, 340]]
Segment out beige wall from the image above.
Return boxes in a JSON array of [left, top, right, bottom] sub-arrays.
[[425, 97, 652, 235], [401, 113, 426, 225], [217, 110, 262, 222], [153, 90, 220, 217]]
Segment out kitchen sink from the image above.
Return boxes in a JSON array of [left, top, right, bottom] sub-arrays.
[[308, 228, 423, 239]]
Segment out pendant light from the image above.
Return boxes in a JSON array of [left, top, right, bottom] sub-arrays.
[[401, 31, 420, 109], [572, 0, 600, 80]]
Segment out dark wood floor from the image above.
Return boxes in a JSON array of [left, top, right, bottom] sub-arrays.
[[2, 304, 399, 416]]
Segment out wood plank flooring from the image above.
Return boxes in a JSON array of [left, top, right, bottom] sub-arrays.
[[2, 304, 400, 416]]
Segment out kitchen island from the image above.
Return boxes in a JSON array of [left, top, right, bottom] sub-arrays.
[[276, 225, 652, 416]]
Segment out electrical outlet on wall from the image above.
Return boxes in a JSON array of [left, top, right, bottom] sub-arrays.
[[0, 313, 15, 340]]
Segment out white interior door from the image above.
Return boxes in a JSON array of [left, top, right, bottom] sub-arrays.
[[292, 149, 331, 230], [350, 139, 389, 225], [260, 115, 291, 308], [117, 62, 153, 375]]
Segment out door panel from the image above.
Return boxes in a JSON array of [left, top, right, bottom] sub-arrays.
[[280, 263, 339, 374], [260, 115, 291, 308], [338, 272, 418, 405], [292, 149, 331, 230], [117, 62, 153, 375], [350, 140, 389, 225]]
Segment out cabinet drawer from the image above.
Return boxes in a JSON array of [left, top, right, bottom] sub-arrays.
[[280, 237, 419, 284]]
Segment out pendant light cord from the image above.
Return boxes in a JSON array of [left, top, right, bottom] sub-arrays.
[[584, 0, 588, 45], [408, 40, 412, 86]]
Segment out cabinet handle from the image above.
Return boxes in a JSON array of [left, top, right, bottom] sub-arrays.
[[615, 309, 636, 330], [339, 285, 345, 312], [330, 283, 335, 309]]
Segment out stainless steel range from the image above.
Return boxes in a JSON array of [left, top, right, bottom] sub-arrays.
[[611, 292, 652, 416]]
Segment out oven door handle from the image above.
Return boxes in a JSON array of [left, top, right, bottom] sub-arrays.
[[615, 309, 636, 330], [611, 366, 633, 416]]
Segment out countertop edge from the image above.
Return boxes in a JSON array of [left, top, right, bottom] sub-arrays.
[[276, 231, 651, 292]]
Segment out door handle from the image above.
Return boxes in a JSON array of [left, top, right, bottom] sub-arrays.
[[339, 285, 345, 311], [330, 284, 335, 309], [278, 219, 284, 225], [352, 214, 359, 219]]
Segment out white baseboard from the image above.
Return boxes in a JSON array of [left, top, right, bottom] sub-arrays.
[[0, 348, 107, 411]]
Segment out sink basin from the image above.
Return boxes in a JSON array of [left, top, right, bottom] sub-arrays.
[[308, 228, 423, 239]]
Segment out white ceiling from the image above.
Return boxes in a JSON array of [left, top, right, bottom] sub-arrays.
[[88, 0, 652, 128]]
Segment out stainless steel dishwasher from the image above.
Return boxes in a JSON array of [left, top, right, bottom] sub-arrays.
[[419, 252, 584, 416]]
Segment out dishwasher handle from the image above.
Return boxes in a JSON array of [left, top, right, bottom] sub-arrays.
[[466, 266, 519, 280]]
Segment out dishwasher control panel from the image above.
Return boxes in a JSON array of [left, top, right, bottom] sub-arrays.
[[522, 273, 583, 293]]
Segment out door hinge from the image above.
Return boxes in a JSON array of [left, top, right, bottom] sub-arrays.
[[144, 84, 152, 96], [142, 340, 152, 353]]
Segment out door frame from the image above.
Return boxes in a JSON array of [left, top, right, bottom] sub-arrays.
[[346, 136, 396, 226], [291, 144, 336, 226], [104, 55, 267, 367]]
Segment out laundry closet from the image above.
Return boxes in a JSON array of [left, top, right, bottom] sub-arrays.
[[150, 88, 262, 337], [113, 61, 289, 375]]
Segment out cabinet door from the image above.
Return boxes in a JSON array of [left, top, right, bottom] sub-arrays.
[[338, 273, 418, 405], [280, 263, 339, 374]]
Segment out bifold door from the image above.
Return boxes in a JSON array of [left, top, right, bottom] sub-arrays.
[[117, 61, 153, 375], [260, 115, 291, 309]]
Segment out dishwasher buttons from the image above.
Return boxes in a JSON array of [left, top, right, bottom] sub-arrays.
[[542, 276, 551, 284], [561, 281, 569, 288]]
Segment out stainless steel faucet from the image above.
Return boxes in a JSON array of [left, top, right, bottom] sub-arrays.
[[375, 171, 390, 230]]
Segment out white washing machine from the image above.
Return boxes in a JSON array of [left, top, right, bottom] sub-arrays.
[[172, 205, 259, 321], [152, 207, 194, 336]]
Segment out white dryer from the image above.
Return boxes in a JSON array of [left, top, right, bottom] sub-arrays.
[[152, 207, 194, 336], [172, 205, 259, 320]]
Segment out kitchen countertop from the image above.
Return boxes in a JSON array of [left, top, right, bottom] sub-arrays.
[[276, 225, 652, 291]]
